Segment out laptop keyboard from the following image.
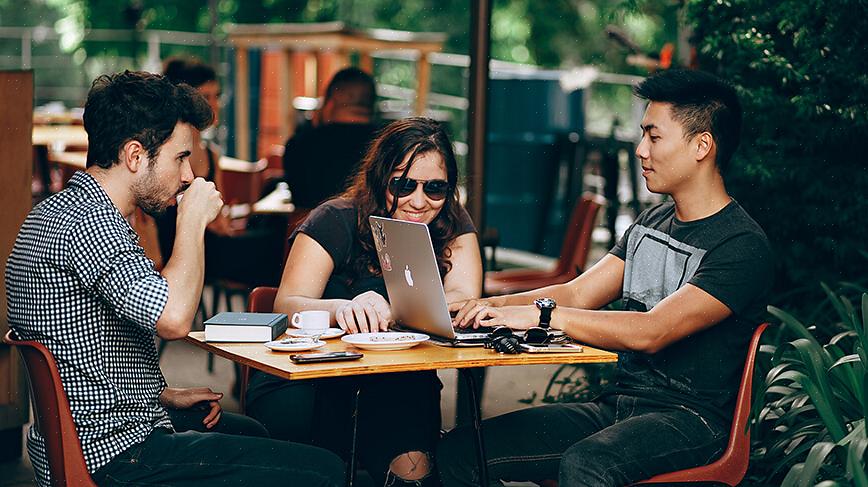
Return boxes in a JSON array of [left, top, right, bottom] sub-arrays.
[[453, 325, 496, 334]]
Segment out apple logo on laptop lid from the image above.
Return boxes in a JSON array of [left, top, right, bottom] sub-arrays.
[[404, 265, 414, 287]]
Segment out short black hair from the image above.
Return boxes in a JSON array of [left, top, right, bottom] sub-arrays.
[[162, 56, 217, 88], [83, 70, 213, 169], [324, 67, 376, 114], [635, 69, 742, 172]]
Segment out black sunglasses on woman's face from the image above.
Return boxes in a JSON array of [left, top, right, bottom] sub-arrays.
[[388, 177, 451, 200]]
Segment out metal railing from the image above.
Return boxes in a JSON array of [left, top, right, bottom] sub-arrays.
[[2, 25, 643, 139]]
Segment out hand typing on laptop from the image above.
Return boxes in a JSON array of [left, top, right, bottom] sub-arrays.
[[334, 290, 393, 334], [449, 297, 506, 329]]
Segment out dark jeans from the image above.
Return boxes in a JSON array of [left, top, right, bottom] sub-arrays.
[[437, 394, 728, 487], [92, 408, 345, 486], [165, 407, 270, 437], [246, 370, 442, 485]]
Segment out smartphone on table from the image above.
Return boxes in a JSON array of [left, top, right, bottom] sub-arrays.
[[519, 343, 584, 353], [290, 351, 364, 363]]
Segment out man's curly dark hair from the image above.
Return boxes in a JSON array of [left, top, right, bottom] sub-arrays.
[[83, 70, 213, 169]]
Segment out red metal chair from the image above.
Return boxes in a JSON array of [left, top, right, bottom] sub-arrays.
[[632, 322, 769, 485], [483, 193, 606, 296], [238, 286, 279, 413], [218, 156, 268, 205], [3, 330, 97, 486], [539, 323, 769, 487], [264, 143, 286, 180]]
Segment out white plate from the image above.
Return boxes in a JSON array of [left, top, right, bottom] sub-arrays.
[[341, 332, 429, 351], [284, 327, 345, 340], [264, 339, 326, 352]]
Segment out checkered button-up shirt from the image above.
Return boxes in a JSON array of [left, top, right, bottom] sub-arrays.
[[5, 171, 173, 486]]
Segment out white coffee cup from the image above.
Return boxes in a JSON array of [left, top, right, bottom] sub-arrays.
[[291, 310, 330, 333]]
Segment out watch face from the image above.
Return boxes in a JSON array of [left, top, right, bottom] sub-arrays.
[[535, 297, 556, 309]]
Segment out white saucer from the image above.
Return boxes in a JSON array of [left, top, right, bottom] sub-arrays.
[[285, 327, 345, 340], [264, 339, 326, 352], [341, 332, 429, 351]]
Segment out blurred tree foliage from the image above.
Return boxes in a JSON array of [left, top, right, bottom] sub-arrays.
[[685, 0, 868, 303], [8, 0, 676, 72]]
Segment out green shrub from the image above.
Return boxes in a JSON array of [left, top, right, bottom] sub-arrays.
[[684, 0, 868, 297], [751, 290, 867, 486]]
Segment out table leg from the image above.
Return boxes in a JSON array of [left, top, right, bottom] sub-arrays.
[[459, 368, 489, 487], [456, 367, 486, 427], [346, 385, 361, 487]]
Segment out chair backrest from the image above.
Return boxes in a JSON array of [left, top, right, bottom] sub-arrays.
[[3, 330, 96, 486], [554, 193, 606, 277], [265, 143, 285, 170], [219, 156, 268, 204], [239, 286, 280, 413], [247, 286, 279, 314], [264, 144, 286, 181], [637, 322, 769, 486]]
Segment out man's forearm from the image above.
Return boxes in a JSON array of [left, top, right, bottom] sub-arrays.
[[157, 218, 206, 339], [490, 281, 587, 308], [494, 254, 625, 310], [552, 308, 659, 353]]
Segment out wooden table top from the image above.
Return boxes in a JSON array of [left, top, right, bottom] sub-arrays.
[[184, 331, 618, 381], [32, 124, 88, 147], [47, 150, 87, 169], [219, 155, 268, 173], [252, 188, 296, 214]]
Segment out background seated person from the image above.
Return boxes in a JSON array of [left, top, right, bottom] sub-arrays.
[[157, 55, 284, 287], [6, 70, 344, 486], [283, 67, 379, 209], [247, 117, 483, 487], [438, 69, 774, 487]]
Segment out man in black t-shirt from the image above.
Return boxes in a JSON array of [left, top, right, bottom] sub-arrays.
[[438, 70, 773, 487], [283, 67, 379, 208]]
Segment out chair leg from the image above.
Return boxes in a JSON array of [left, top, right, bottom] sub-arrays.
[[157, 336, 168, 359], [456, 367, 486, 427], [195, 298, 207, 331]]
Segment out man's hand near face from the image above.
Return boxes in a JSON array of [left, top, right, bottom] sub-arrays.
[[177, 177, 223, 229]]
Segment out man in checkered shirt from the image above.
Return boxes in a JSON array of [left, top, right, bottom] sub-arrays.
[[6, 71, 344, 486]]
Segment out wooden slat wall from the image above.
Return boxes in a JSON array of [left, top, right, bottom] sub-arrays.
[[0, 70, 34, 454]]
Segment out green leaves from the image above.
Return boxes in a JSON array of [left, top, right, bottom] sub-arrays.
[[686, 0, 868, 295], [754, 291, 867, 485]]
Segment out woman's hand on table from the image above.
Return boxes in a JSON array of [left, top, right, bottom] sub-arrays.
[[335, 291, 393, 334], [159, 387, 223, 429]]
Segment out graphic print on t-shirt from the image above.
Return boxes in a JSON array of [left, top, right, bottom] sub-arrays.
[[621, 224, 706, 312]]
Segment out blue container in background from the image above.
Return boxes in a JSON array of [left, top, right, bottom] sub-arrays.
[[485, 70, 584, 254]]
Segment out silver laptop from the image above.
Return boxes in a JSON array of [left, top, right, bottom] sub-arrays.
[[369, 216, 489, 346]]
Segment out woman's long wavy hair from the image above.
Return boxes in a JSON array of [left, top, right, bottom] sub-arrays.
[[342, 117, 463, 279]]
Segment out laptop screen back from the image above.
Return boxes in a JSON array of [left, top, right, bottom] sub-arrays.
[[369, 216, 457, 340]]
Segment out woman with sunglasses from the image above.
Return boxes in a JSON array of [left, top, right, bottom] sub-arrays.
[[245, 117, 482, 486]]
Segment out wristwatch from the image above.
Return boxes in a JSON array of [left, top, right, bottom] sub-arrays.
[[533, 298, 557, 329]]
